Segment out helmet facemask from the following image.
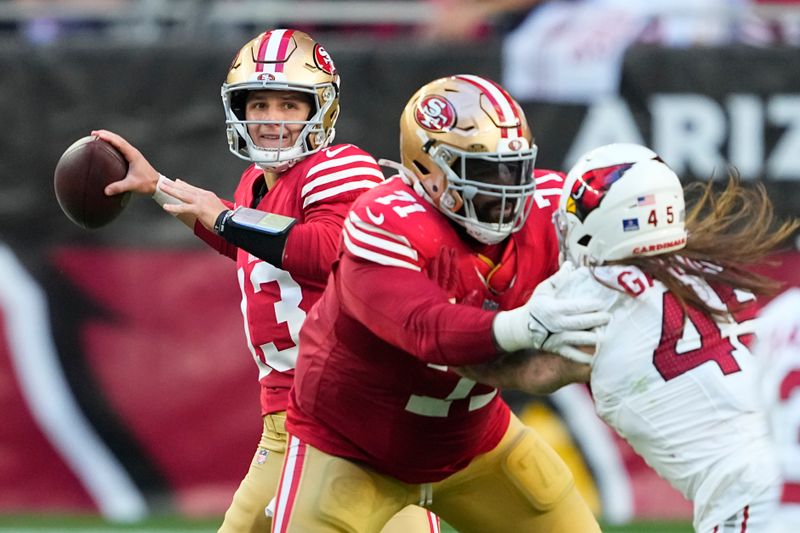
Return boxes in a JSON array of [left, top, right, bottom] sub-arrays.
[[426, 140, 537, 244], [223, 82, 338, 172]]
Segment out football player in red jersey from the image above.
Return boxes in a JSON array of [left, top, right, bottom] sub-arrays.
[[270, 74, 607, 533], [93, 29, 437, 533]]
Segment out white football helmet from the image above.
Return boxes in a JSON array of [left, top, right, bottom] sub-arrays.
[[222, 29, 340, 171], [396, 75, 538, 245], [554, 143, 687, 266]]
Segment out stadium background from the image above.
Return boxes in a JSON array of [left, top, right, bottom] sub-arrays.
[[0, 1, 798, 531]]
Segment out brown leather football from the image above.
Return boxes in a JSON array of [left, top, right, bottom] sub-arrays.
[[54, 135, 130, 229]]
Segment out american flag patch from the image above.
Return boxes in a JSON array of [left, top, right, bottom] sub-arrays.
[[622, 218, 640, 231], [637, 194, 655, 206]]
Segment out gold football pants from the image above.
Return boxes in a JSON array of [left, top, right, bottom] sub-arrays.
[[273, 412, 599, 532], [218, 412, 437, 533]]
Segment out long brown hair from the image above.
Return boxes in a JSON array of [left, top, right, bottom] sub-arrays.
[[605, 172, 798, 317]]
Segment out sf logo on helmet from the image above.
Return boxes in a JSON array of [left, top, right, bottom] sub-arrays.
[[415, 95, 456, 132], [314, 44, 336, 75]]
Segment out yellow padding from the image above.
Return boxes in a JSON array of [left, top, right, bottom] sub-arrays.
[[519, 402, 601, 514]]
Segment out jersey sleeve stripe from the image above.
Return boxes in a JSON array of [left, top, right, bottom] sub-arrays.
[[344, 217, 419, 261], [302, 180, 381, 208], [348, 212, 412, 246], [301, 167, 385, 197], [343, 230, 422, 271], [306, 153, 375, 176]]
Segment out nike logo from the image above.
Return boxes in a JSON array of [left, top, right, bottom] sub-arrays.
[[325, 145, 350, 158], [365, 207, 384, 225]]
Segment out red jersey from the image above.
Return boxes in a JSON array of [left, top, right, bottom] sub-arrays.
[[195, 144, 384, 415], [287, 169, 564, 483]]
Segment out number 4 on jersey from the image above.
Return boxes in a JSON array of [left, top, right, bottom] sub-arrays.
[[653, 292, 742, 381]]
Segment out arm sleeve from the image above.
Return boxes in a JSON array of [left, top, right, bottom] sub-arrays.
[[193, 199, 237, 260], [337, 254, 500, 366]]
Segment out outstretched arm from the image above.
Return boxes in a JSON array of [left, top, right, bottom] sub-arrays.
[[454, 348, 592, 394]]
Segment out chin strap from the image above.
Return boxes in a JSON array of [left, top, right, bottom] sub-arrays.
[[377, 158, 416, 184]]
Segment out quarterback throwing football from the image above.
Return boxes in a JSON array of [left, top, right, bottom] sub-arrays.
[[95, 29, 436, 533]]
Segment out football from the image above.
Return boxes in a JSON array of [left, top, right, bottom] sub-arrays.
[[54, 135, 131, 229]]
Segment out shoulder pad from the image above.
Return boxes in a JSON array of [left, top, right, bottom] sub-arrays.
[[343, 179, 439, 271], [300, 144, 384, 208]]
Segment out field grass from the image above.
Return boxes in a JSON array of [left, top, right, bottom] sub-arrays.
[[0, 515, 693, 532]]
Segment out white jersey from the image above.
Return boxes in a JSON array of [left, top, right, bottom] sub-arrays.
[[755, 288, 800, 533], [554, 264, 781, 532]]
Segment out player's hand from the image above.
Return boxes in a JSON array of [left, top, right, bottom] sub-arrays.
[[426, 247, 485, 306], [426, 246, 460, 294], [92, 129, 160, 196], [492, 262, 609, 362], [159, 179, 228, 230]]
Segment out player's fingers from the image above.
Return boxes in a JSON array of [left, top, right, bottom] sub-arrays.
[[162, 181, 217, 208], [550, 345, 593, 365], [551, 330, 597, 347], [104, 176, 138, 196], [162, 202, 196, 216], [91, 129, 140, 160], [553, 298, 606, 315], [159, 181, 198, 203], [557, 311, 610, 330], [172, 179, 209, 194]]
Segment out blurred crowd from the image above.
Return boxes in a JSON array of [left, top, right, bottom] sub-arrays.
[[2, 0, 799, 46], [2, 0, 799, 104]]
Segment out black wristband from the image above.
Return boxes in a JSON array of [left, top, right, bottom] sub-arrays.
[[216, 210, 290, 268], [213, 210, 234, 234]]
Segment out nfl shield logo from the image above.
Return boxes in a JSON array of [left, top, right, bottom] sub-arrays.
[[255, 448, 269, 465]]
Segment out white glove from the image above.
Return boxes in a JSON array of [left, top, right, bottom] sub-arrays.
[[492, 262, 609, 363]]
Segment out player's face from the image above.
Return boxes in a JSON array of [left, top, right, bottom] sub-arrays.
[[466, 160, 527, 224], [245, 90, 313, 150]]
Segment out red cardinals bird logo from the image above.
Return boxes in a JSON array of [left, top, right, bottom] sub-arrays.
[[568, 163, 633, 221]]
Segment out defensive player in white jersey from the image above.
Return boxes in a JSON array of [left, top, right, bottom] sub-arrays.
[[539, 143, 797, 532], [755, 288, 800, 533], [94, 29, 436, 533]]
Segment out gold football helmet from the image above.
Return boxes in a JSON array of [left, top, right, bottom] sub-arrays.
[[222, 29, 340, 170], [397, 75, 538, 244]]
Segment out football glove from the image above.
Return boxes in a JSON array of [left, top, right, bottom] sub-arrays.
[[492, 262, 609, 363]]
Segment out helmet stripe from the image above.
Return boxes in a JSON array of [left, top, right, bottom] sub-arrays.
[[255, 29, 294, 73], [455, 75, 522, 139], [274, 29, 294, 73]]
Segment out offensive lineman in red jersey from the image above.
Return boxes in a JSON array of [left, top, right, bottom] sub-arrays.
[[93, 29, 437, 533], [271, 75, 607, 532]]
